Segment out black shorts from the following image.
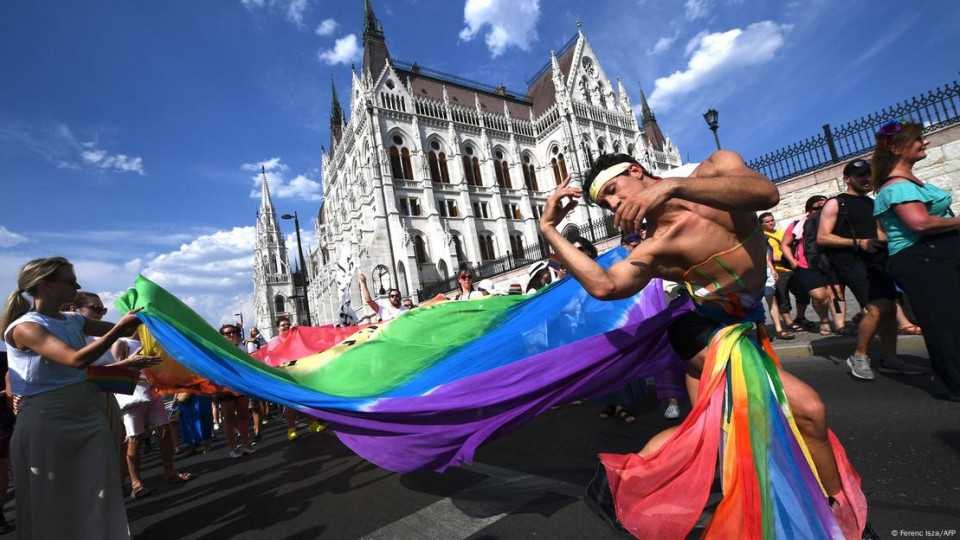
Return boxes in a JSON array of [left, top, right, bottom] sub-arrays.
[[830, 253, 897, 308], [668, 311, 722, 361], [789, 267, 830, 296]]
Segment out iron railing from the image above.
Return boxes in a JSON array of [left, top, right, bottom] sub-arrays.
[[415, 213, 619, 299], [747, 79, 960, 184]]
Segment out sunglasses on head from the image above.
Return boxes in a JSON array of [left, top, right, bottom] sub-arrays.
[[878, 119, 904, 136]]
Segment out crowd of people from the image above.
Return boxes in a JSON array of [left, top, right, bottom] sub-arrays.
[[0, 118, 956, 537]]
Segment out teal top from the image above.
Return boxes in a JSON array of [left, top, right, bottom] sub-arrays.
[[874, 179, 954, 255]]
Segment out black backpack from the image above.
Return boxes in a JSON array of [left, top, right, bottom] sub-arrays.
[[802, 197, 847, 275]]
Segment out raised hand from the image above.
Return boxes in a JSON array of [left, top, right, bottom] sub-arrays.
[[612, 178, 675, 235], [116, 308, 144, 331], [540, 177, 582, 230]]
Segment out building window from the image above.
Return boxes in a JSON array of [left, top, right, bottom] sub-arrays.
[[414, 235, 427, 265], [580, 77, 591, 105], [398, 197, 421, 216], [551, 147, 568, 186], [438, 199, 459, 218], [509, 234, 524, 255], [597, 83, 607, 108], [521, 154, 538, 191], [581, 140, 594, 167], [502, 203, 521, 220], [473, 201, 489, 218], [428, 151, 441, 183], [389, 135, 414, 180], [274, 295, 285, 313], [494, 150, 512, 189], [598, 138, 606, 154], [478, 234, 495, 261], [453, 235, 466, 262], [472, 157, 483, 186]]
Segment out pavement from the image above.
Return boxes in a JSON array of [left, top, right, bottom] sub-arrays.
[[4, 332, 957, 539]]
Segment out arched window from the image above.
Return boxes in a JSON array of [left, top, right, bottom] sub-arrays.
[[580, 77, 591, 105], [428, 151, 441, 183], [472, 157, 483, 186], [478, 233, 495, 261], [437, 259, 449, 283], [551, 146, 567, 186], [522, 153, 538, 191], [389, 135, 414, 180], [509, 234, 524, 255], [270, 255, 278, 275], [438, 152, 450, 183], [493, 149, 511, 189], [453, 235, 466, 263], [414, 235, 427, 265], [598, 138, 606, 154], [597, 83, 607, 108], [397, 261, 409, 297], [613, 140, 621, 153], [627, 143, 635, 156], [581, 140, 594, 167], [461, 145, 480, 186], [274, 295, 285, 313]]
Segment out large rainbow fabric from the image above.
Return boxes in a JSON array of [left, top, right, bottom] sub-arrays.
[[117, 248, 691, 474], [600, 322, 868, 539]]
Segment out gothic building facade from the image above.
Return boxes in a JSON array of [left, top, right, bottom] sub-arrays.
[[254, 1, 682, 332]]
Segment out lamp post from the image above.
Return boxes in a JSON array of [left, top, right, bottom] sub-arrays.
[[234, 312, 244, 338], [280, 211, 312, 327], [703, 109, 721, 151]]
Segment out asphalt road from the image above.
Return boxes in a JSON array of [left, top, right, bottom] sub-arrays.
[[12, 337, 960, 539]]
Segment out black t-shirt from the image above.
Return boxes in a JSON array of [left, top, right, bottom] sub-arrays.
[[827, 193, 883, 266]]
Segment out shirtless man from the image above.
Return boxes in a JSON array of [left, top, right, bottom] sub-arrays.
[[541, 151, 862, 536]]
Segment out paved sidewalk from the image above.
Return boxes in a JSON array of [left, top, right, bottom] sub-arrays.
[[767, 324, 926, 359]]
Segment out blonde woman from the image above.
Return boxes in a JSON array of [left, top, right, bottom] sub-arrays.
[[1, 257, 156, 538]]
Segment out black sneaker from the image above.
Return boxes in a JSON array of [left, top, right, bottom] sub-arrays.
[[862, 522, 880, 540], [582, 464, 632, 538], [252, 434, 262, 445]]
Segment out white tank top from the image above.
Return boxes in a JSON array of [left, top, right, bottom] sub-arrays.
[[3, 311, 87, 396]]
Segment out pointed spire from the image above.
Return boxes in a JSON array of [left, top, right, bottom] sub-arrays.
[[362, 0, 390, 77], [259, 165, 276, 215], [329, 75, 344, 153], [639, 83, 656, 124], [576, 15, 582, 34]]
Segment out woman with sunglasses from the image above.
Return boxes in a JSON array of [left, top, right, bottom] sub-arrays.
[[0, 257, 149, 538], [452, 268, 489, 300], [872, 119, 960, 400]]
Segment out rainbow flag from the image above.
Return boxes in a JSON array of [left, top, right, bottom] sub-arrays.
[[87, 365, 139, 394], [117, 248, 687, 473]]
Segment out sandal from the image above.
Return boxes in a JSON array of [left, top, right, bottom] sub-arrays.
[[598, 405, 616, 419], [166, 471, 194, 484], [786, 322, 804, 332], [131, 485, 153, 499], [898, 325, 923, 335], [775, 330, 795, 340], [819, 322, 833, 336], [615, 406, 636, 424]]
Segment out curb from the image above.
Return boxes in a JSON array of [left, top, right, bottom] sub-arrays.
[[771, 334, 926, 360]]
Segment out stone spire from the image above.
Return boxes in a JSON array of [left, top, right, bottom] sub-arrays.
[[330, 75, 344, 152], [638, 84, 666, 151], [362, 0, 391, 78], [259, 165, 275, 216]]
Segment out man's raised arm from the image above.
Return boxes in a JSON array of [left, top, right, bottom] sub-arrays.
[[671, 150, 780, 210]]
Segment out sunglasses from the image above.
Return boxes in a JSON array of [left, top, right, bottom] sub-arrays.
[[459, 274, 474, 280], [850, 159, 867, 168], [48, 278, 80, 289], [221, 330, 238, 336], [388, 294, 400, 298], [82, 305, 108, 314]]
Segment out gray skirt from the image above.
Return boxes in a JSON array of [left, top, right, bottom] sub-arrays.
[[12, 381, 129, 539]]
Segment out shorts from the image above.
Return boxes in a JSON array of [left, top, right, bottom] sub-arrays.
[[789, 267, 830, 296], [121, 396, 170, 439], [830, 253, 897, 308], [668, 311, 723, 361]]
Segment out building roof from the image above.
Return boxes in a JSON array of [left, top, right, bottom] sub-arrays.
[[525, 34, 578, 117], [394, 65, 533, 120]]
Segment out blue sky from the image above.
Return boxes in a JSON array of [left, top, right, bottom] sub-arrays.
[[2, 0, 959, 328]]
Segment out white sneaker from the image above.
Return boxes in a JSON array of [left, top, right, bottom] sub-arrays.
[[664, 403, 681, 419], [846, 354, 875, 381], [213, 422, 221, 431], [229, 448, 243, 459]]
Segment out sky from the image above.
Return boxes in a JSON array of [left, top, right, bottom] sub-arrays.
[[2, 0, 959, 331]]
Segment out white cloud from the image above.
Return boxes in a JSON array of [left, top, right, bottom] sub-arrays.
[[459, 0, 539, 58], [318, 34, 361, 66], [244, 158, 323, 202], [80, 142, 145, 175], [240, 0, 309, 27], [647, 32, 679, 56], [0, 226, 27, 248], [649, 21, 792, 111], [315, 18, 337, 36], [685, 0, 711, 20], [0, 122, 144, 175]]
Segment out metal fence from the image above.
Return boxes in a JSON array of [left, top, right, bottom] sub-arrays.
[[746, 79, 960, 184], [415, 213, 619, 299]]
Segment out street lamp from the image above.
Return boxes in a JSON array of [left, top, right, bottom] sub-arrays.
[[234, 312, 244, 337], [703, 109, 721, 151], [280, 211, 312, 327]]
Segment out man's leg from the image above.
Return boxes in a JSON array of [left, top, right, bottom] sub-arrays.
[[126, 434, 145, 491], [220, 399, 238, 452], [808, 286, 833, 333], [852, 301, 889, 357], [235, 397, 251, 448], [778, 368, 841, 496]]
